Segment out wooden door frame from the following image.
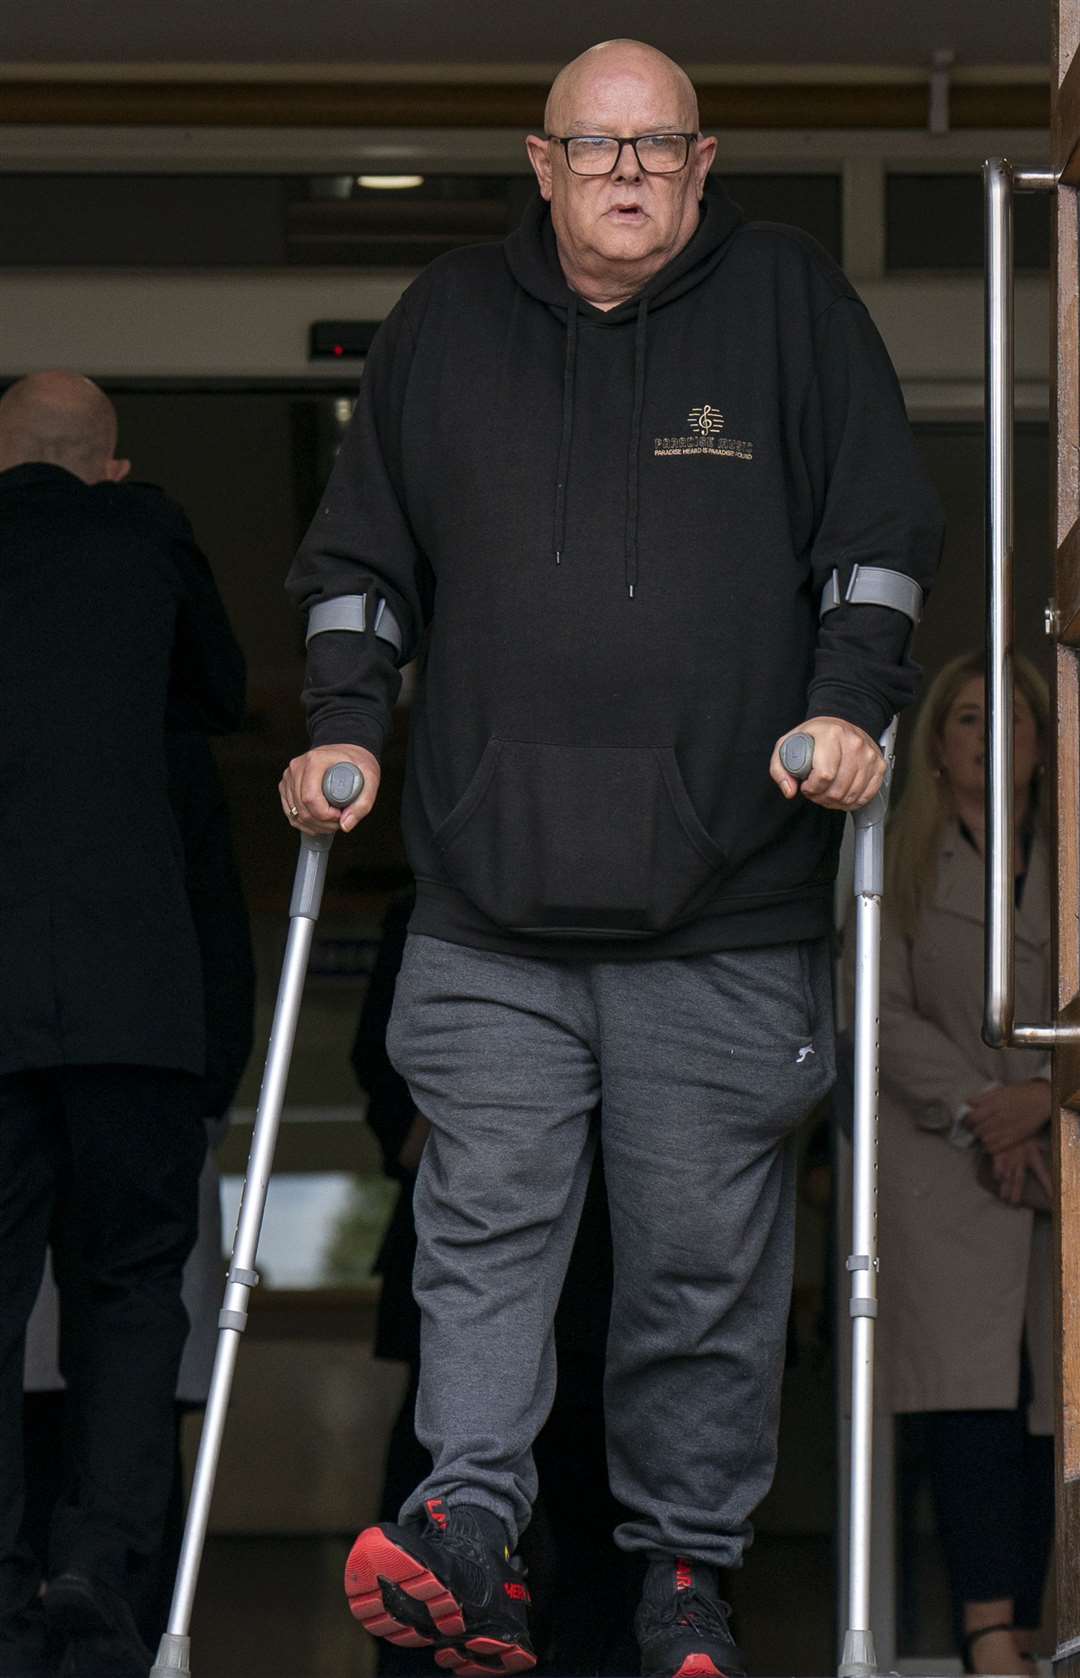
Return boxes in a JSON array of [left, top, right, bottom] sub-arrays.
[[1052, 1, 1080, 1667]]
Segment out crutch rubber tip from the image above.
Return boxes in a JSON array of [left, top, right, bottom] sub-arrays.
[[149, 1634, 192, 1676], [322, 762, 365, 809]]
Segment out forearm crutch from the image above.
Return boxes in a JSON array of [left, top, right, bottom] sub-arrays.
[[151, 761, 365, 1678], [780, 720, 897, 1678]]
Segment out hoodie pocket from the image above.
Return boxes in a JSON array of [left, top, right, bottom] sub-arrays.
[[433, 739, 726, 936]]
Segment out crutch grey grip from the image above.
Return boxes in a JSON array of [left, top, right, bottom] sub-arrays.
[[779, 733, 815, 781], [288, 762, 366, 920], [322, 761, 365, 809]]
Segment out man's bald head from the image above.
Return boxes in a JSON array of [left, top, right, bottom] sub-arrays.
[[543, 40, 699, 136], [527, 39, 715, 310], [0, 372, 129, 485]]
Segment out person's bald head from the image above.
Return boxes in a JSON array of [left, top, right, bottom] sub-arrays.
[[527, 41, 715, 309], [0, 372, 130, 485], [543, 40, 699, 136]]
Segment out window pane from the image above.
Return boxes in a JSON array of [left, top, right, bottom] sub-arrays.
[[0, 173, 537, 268], [0, 175, 287, 266], [220, 1172, 396, 1290], [887, 173, 1049, 271], [722, 174, 842, 261]]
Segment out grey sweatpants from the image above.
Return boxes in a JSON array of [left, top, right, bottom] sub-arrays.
[[386, 933, 834, 1569]]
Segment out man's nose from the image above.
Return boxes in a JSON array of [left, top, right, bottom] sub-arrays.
[[613, 140, 642, 180]]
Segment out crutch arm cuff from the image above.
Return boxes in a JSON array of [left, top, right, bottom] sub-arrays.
[[820, 565, 924, 625], [305, 593, 406, 662]]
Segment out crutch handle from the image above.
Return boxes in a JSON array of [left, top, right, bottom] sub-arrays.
[[289, 762, 366, 919], [322, 761, 365, 809], [780, 728, 893, 890], [779, 732, 815, 781]]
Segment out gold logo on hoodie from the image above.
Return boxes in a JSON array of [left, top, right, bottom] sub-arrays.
[[655, 405, 753, 461], [689, 404, 724, 435]]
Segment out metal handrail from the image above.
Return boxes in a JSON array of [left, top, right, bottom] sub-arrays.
[[982, 158, 1073, 1048]]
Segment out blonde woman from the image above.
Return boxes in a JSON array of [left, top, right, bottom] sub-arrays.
[[875, 650, 1052, 1677]]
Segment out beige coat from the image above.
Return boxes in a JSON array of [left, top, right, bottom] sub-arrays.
[[874, 820, 1053, 1433]]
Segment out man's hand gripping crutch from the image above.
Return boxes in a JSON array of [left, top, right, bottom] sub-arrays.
[[770, 716, 886, 811]]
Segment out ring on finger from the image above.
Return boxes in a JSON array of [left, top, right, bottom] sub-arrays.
[[289, 804, 299, 817]]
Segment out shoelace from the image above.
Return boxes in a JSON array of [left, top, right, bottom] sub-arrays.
[[428, 1513, 483, 1560], [425, 1507, 521, 1578], [669, 1588, 734, 1638]]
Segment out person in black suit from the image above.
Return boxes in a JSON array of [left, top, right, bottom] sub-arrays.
[[21, 727, 256, 1655], [0, 372, 246, 1678]]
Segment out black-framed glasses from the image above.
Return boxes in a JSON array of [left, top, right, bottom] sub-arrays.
[[548, 132, 696, 176]]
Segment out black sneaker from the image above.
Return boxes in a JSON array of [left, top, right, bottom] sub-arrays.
[[42, 1575, 150, 1678], [635, 1557, 746, 1678], [344, 1498, 535, 1676], [55, 1633, 149, 1678], [0, 1599, 54, 1678]]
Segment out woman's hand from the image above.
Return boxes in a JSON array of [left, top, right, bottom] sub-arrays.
[[965, 1079, 1051, 1154], [990, 1138, 1053, 1207]]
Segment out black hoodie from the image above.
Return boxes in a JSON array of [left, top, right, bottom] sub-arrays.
[[287, 184, 943, 958]]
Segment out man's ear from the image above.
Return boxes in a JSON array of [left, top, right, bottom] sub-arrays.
[[525, 135, 554, 201], [694, 135, 717, 197], [104, 457, 131, 483]]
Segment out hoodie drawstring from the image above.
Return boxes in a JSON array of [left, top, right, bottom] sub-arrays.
[[553, 298, 578, 565], [624, 298, 648, 600], [552, 293, 648, 600]]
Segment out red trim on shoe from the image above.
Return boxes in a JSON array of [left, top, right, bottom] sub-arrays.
[[426, 1497, 450, 1531], [435, 1639, 536, 1675], [675, 1559, 695, 1594], [674, 1657, 728, 1678], [344, 1527, 535, 1674], [345, 1528, 465, 1641]]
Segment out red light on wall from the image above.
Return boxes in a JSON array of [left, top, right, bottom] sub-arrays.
[[309, 321, 378, 360]]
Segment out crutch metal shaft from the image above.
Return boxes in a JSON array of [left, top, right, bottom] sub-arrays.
[[779, 724, 896, 1678], [151, 762, 365, 1678]]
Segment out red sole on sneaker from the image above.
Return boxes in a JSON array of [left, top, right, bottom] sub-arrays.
[[435, 1638, 536, 1676], [344, 1527, 535, 1674]]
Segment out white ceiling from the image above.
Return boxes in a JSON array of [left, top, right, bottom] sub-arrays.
[[0, 0, 1049, 70]]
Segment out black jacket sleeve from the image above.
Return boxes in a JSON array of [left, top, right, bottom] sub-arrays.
[[285, 299, 434, 759], [801, 297, 945, 739]]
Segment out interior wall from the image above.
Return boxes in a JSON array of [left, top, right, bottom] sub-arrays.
[[0, 267, 1050, 393]]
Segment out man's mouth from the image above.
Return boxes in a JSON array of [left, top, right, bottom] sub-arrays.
[[608, 203, 647, 222]]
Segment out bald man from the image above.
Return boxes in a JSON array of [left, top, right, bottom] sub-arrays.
[[284, 41, 943, 1678], [0, 375, 244, 1678], [0, 373, 131, 488]]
